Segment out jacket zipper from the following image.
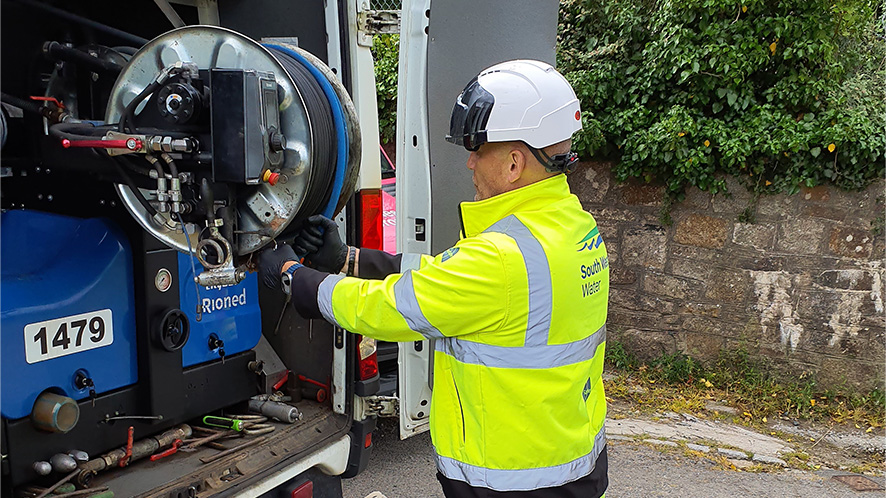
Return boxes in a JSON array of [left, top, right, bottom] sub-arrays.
[[457, 203, 466, 239], [450, 370, 466, 444]]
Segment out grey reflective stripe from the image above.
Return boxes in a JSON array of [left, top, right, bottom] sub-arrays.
[[317, 274, 346, 328], [435, 325, 605, 369], [485, 215, 552, 346], [394, 271, 445, 339], [400, 253, 423, 272], [428, 214, 605, 369], [435, 424, 607, 491]]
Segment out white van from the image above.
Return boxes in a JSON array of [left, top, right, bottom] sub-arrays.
[[0, 0, 560, 495]]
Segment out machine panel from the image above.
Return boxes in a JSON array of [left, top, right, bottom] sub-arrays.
[[177, 253, 263, 367], [0, 210, 138, 420]]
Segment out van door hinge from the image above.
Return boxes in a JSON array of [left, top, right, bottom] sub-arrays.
[[363, 395, 399, 417], [357, 9, 401, 46]]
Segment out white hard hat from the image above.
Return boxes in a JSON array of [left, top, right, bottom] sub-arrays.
[[446, 60, 582, 170]]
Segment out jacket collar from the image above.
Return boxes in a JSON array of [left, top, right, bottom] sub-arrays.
[[459, 174, 572, 238]]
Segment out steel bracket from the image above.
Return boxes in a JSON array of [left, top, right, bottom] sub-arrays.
[[362, 395, 399, 418], [357, 10, 401, 46]]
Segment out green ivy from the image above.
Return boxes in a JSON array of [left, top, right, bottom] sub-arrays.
[[558, 0, 886, 196], [372, 34, 400, 145]]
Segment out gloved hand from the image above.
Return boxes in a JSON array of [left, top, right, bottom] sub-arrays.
[[293, 215, 348, 274], [258, 243, 300, 289]]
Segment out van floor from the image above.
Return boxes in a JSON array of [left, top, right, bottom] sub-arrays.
[[86, 401, 348, 497]]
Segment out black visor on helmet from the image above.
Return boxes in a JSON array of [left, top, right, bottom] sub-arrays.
[[445, 78, 495, 151]]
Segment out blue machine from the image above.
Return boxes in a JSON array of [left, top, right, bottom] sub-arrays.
[[0, 210, 138, 420], [177, 254, 262, 367]]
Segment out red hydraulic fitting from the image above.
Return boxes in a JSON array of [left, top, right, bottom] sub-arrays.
[[62, 137, 143, 151], [262, 169, 281, 186]]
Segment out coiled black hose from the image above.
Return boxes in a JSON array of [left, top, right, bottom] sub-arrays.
[[266, 47, 338, 219]]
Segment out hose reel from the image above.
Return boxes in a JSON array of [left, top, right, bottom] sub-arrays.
[[100, 26, 360, 285]]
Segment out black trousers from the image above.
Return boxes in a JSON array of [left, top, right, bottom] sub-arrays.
[[436, 446, 608, 498]]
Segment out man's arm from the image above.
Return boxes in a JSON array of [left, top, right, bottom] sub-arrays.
[[315, 236, 507, 342], [271, 236, 508, 343], [349, 248, 436, 279], [293, 215, 433, 280]]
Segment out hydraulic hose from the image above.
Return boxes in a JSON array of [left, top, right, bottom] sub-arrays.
[[11, 0, 149, 47], [48, 122, 113, 142], [118, 155, 155, 177], [145, 155, 166, 178], [118, 80, 162, 133], [160, 153, 179, 177], [112, 46, 139, 56], [43, 42, 123, 75], [265, 45, 348, 219], [102, 151, 158, 217], [1, 92, 44, 115]]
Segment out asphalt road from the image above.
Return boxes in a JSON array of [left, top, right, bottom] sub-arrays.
[[342, 418, 876, 498]]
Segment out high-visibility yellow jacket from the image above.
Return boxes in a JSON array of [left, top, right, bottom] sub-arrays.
[[305, 174, 609, 491]]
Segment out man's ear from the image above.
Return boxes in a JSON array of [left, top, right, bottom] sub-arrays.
[[507, 147, 526, 184]]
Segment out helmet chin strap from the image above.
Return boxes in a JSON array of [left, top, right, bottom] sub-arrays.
[[527, 145, 579, 174]]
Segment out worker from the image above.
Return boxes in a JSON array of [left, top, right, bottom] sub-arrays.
[[260, 59, 610, 497]]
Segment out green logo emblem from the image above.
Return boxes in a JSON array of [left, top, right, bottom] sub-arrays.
[[578, 227, 603, 252], [582, 378, 592, 402]]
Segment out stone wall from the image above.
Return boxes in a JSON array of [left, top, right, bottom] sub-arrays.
[[568, 162, 885, 391]]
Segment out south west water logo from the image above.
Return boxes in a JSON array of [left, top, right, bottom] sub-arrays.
[[577, 226, 604, 252]]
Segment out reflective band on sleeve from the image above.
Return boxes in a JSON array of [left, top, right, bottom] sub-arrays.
[[484, 216, 552, 347], [394, 271, 445, 339], [435, 424, 607, 491], [400, 253, 423, 272], [317, 274, 346, 327], [436, 325, 605, 369]]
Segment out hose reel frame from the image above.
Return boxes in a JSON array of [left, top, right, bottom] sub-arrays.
[[105, 26, 361, 260]]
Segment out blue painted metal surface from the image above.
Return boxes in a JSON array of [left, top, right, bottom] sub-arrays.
[[177, 254, 262, 367], [1, 210, 138, 420]]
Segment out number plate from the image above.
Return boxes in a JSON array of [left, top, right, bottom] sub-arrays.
[[24, 309, 114, 364]]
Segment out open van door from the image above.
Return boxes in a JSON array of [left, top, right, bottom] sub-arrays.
[[394, 0, 561, 438]]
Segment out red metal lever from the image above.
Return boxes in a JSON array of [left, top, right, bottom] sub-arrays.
[[30, 96, 65, 109], [150, 438, 183, 462], [61, 137, 143, 151], [297, 374, 328, 390]]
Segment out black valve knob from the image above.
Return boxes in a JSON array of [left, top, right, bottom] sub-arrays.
[[157, 309, 189, 352], [269, 129, 286, 152]]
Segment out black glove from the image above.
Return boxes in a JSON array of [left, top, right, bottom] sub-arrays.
[[294, 214, 348, 274], [258, 243, 299, 289]]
